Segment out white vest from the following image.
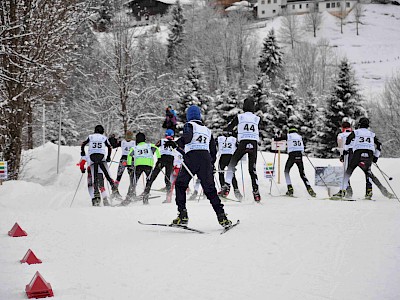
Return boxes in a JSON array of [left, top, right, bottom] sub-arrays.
[[134, 143, 153, 159], [217, 136, 237, 155], [121, 140, 136, 156], [184, 122, 211, 153], [173, 151, 183, 168], [88, 134, 107, 155], [287, 132, 304, 153], [353, 128, 375, 151], [237, 112, 260, 142], [337, 131, 354, 154], [160, 139, 174, 156]]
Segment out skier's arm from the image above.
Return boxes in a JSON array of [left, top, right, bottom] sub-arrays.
[[225, 116, 239, 135], [176, 123, 194, 149], [155, 140, 161, 147], [344, 132, 355, 151], [151, 144, 161, 159], [373, 137, 382, 162], [80, 138, 89, 156], [127, 148, 134, 166], [209, 135, 217, 165], [105, 140, 112, 161]]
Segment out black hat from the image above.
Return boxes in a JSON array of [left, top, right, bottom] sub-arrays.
[[136, 132, 146, 143], [243, 98, 255, 113], [358, 117, 369, 128], [95, 125, 104, 134]]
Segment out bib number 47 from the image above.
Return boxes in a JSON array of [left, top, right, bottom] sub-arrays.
[[196, 135, 208, 144]]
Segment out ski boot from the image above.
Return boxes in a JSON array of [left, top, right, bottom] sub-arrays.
[[188, 190, 198, 201], [286, 184, 294, 197], [103, 197, 110, 206], [253, 189, 261, 202], [365, 188, 373, 200], [218, 184, 230, 198], [307, 186, 316, 197], [141, 192, 150, 205], [172, 209, 189, 225], [234, 189, 243, 201], [385, 192, 395, 199], [345, 186, 353, 198], [217, 212, 232, 228], [92, 197, 101, 206], [331, 190, 346, 200]]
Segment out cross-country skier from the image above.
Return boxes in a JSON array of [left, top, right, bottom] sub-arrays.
[[220, 98, 261, 202], [332, 117, 381, 199], [78, 156, 110, 206], [276, 127, 316, 197], [80, 125, 117, 206], [122, 132, 160, 205], [111, 130, 136, 199], [141, 129, 175, 201], [337, 120, 394, 199], [217, 135, 243, 200], [165, 105, 232, 228], [163, 150, 184, 203]]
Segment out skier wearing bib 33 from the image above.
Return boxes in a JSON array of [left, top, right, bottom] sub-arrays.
[[80, 125, 117, 206], [220, 98, 261, 202], [332, 117, 382, 200], [165, 105, 232, 228]]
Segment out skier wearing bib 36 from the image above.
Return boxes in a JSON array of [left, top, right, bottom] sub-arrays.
[[220, 98, 261, 202], [277, 127, 316, 197], [332, 117, 382, 200], [165, 105, 232, 228], [80, 125, 117, 206], [141, 129, 175, 202]]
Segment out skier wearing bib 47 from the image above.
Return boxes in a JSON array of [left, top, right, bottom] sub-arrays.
[[277, 127, 316, 197], [80, 125, 117, 206], [332, 117, 382, 200], [112, 130, 136, 199], [141, 129, 175, 202], [165, 105, 232, 228], [220, 98, 261, 202]]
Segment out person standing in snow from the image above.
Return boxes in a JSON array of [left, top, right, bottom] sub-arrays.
[[162, 105, 177, 135], [276, 127, 316, 197], [111, 130, 136, 200], [80, 125, 117, 206], [220, 98, 261, 202], [165, 105, 232, 228], [122, 132, 160, 205], [332, 117, 381, 200], [217, 135, 242, 200]]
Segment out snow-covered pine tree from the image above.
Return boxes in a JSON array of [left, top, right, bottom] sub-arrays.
[[96, 0, 113, 32], [166, 0, 186, 71], [176, 59, 211, 131], [316, 59, 367, 157], [258, 28, 284, 88], [298, 90, 318, 153]]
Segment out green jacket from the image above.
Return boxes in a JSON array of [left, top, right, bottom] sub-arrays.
[[127, 142, 160, 167]]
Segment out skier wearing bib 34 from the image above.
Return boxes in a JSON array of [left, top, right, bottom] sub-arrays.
[[220, 98, 261, 202], [332, 117, 382, 200], [165, 105, 232, 228], [80, 125, 117, 206]]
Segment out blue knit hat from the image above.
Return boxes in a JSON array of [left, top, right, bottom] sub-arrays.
[[186, 105, 201, 121]]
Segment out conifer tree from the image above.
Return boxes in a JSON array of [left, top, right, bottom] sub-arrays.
[[298, 91, 318, 153], [166, 1, 186, 71], [316, 59, 367, 157]]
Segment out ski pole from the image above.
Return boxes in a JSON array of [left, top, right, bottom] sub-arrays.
[[70, 173, 84, 207], [270, 150, 277, 195], [373, 163, 399, 202], [303, 152, 330, 191], [258, 150, 281, 195], [240, 158, 245, 200], [373, 163, 393, 181]]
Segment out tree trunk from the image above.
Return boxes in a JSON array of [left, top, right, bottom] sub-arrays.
[[27, 104, 33, 149]]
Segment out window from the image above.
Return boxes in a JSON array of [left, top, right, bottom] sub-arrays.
[[337, 2, 340, 7], [306, 3, 309, 8], [273, 9, 276, 13], [326, 3, 330, 8], [274, 0, 277, 3], [299, 4, 302, 8], [332, 3, 336, 8], [292, 4, 295, 9], [262, 10, 265, 14], [267, 0, 270, 4], [346, 2, 350, 7], [261, 0, 265, 4]]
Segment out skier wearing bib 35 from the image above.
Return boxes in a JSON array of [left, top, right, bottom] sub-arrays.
[[165, 105, 232, 228], [277, 127, 316, 197], [80, 125, 117, 206], [220, 98, 261, 202], [332, 117, 382, 200]]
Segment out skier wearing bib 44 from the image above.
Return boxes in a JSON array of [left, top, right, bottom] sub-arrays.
[[220, 98, 261, 202], [141, 129, 175, 202], [80, 125, 117, 206], [332, 117, 382, 200], [123, 132, 160, 205], [277, 127, 316, 197], [217, 135, 242, 200], [112, 130, 136, 199], [165, 105, 232, 228]]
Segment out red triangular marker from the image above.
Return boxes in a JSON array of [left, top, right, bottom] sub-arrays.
[[8, 222, 27, 237], [21, 249, 42, 265], [25, 271, 54, 299]]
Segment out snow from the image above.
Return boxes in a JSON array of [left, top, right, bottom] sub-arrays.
[[1, 142, 400, 299], [255, 4, 400, 98]]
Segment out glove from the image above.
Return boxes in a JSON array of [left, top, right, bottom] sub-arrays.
[[257, 141, 262, 146], [373, 156, 378, 163], [340, 155, 344, 163], [81, 151, 85, 157], [122, 161, 127, 166], [165, 140, 177, 149], [78, 159, 86, 173], [343, 150, 349, 156], [106, 156, 111, 162]]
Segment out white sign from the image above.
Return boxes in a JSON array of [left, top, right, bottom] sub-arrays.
[[271, 140, 287, 151], [315, 166, 343, 187], [0, 161, 7, 180]]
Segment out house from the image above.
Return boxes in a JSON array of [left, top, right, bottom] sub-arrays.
[[124, 0, 175, 22], [257, 0, 357, 19]]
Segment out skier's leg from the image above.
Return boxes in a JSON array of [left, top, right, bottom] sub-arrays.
[[87, 167, 94, 199], [218, 155, 229, 188], [225, 143, 246, 186], [296, 159, 311, 188], [174, 166, 193, 212], [247, 145, 259, 192], [284, 156, 295, 195], [144, 160, 162, 193]]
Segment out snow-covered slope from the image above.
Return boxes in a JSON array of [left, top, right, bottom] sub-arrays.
[[1, 143, 400, 299]]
